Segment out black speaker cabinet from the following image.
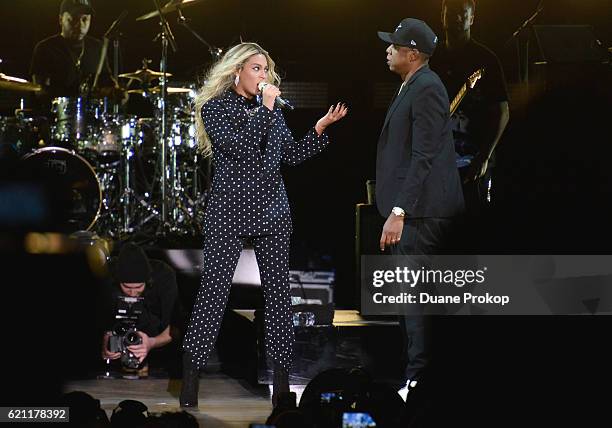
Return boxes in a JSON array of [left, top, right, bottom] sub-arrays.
[[355, 203, 385, 312]]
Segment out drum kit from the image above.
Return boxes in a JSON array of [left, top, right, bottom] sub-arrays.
[[0, 0, 218, 239]]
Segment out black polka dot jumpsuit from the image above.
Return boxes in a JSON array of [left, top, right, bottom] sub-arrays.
[[184, 89, 330, 371]]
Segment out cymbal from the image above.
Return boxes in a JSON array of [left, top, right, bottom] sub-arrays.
[[118, 68, 172, 84], [0, 73, 42, 92], [136, 0, 205, 21], [127, 86, 194, 95]]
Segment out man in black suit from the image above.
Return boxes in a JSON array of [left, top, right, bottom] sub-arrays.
[[376, 18, 464, 400]]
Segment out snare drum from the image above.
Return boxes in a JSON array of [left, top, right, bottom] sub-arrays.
[[21, 147, 101, 232]]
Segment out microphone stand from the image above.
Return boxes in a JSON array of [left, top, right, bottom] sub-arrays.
[[506, 1, 544, 84], [176, 8, 222, 60], [151, 0, 178, 233]]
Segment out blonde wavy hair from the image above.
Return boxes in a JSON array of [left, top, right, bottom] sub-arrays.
[[194, 42, 281, 157]]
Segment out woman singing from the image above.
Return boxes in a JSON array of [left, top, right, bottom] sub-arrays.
[[181, 42, 347, 408]]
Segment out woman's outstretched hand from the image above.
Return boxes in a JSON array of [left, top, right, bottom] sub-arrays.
[[315, 103, 348, 135]]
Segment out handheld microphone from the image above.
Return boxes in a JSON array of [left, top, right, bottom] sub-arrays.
[[257, 82, 294, 110]]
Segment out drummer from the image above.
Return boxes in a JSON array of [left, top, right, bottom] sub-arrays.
[[30, 0, 124, 106]]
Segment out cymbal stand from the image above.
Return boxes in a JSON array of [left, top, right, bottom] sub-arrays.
[[167, 113, 205, 235], [152, 0, 178, 233], [170, 117, 181, 228], [176, 8, 223, 60], [122, 137, 133, 233], [168, 7, 217, 233]]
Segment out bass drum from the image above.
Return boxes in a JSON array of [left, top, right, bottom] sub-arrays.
[[21, 147, 101, 232]]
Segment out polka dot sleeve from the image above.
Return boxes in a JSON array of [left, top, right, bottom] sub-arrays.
[[202, 98, 275, 159], [281, 125, 330, 166]]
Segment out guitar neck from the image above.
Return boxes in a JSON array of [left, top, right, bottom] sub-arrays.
[[450, 83, 467, 115]]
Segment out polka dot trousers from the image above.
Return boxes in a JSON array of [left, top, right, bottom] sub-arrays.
[[184, 233, 294, 371]]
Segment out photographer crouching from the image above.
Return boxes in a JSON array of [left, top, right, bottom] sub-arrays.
[[102, 242, 184, 377]]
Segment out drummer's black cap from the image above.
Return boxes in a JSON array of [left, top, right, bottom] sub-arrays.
[[60, 0, 95, 16], [377, 18, 438, 56]]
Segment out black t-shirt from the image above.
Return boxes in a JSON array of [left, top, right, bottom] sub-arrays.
[[30, 34, 107, 98], [430, 39, 509, 165], [106, 259, 182, 338]]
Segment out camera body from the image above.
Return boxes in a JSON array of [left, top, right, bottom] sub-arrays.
[[108, 295, 144, 369]]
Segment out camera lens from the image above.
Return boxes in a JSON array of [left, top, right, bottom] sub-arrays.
[[124, 330, 141, 346]]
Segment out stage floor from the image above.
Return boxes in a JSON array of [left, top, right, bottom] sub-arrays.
[[65, 374, 306, 427], [63, 310, 397, 426]]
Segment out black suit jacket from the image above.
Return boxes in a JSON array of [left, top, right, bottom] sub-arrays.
[[376, 65, 464, 219]]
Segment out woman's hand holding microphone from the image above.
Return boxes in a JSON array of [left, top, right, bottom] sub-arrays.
[[258, 82, 282, 111], [258, 82, 348, 135]]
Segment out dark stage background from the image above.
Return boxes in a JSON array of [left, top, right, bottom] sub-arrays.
[[2, 1, 612, 421], [3, 0, 611, 308], [1, 1, 612, 292]]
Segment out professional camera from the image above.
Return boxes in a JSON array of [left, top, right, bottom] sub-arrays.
[[107, 295, 144, 369]]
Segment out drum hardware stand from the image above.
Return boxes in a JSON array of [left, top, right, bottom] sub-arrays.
[[96, 174, 122, 237], [168, 153, 206, 236], [169, 112, 194, 232], [162, 7, 217, 235], [151, 0, 178, 234], [170, 123, 181, 227], [192, 151, 212, 203], [166, 110, 210, 235], [169, 173, 203, 235], [93, 138, 160, 238], [188, 153, 210, 226], [121, 142, 134, 233], [176, 8, 223, 61], [118, 139, 160, 235], [171, 199, 203, 235], [177, 6, 223, 233]]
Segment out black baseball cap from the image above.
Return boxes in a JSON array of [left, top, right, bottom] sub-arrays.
[[60, 0, 95, 16], [115, 243, 151, 283], [378, 18, 438, 56]]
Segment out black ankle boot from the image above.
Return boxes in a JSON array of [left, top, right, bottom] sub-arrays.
[[180, 353, 200, 408], [272, 365, 290, 407]]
